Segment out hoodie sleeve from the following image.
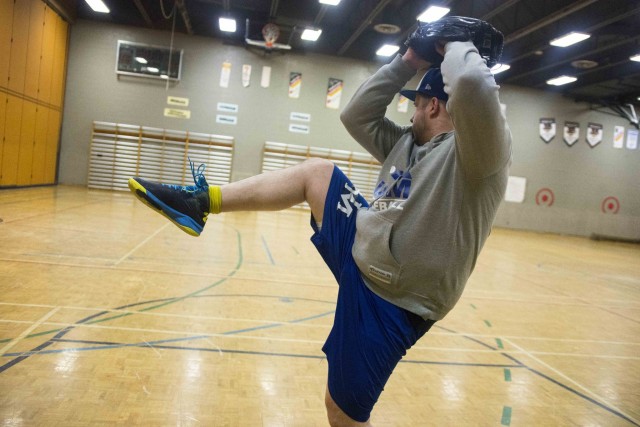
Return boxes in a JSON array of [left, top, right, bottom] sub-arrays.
[[340, 55, 415, 163], [441, 41, 512, 179]]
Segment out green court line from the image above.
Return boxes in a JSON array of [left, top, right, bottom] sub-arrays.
[[0, 226, 243, 343], [504, 368, 512, 382], [484, 319, 492, 327], [496, 338, 504, 348], [501, 406, 512, 425]]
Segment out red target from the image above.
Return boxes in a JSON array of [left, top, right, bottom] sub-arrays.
[[601, 196, 620, 214], [535, 188, 555, 207]]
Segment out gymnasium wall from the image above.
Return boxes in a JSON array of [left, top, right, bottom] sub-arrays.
[[59, 20, 639, 240]]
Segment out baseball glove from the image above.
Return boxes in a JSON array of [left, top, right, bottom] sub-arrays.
[[405, 16, 504, 68]]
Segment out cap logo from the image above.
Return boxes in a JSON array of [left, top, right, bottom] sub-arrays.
[[425, 84, 431, 90]]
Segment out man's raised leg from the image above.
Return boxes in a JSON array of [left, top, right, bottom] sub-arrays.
[[128, 158, 334, 235]]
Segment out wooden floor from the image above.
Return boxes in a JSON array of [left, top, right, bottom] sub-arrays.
[[0, 185, 639, 426]]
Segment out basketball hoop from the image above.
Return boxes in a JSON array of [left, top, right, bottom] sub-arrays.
[[262, 23, 280, 49]]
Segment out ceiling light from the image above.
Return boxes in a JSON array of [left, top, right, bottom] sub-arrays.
[[85, 0, 109, 13], [630, 54, 640, 62], [319, 0, 341, 5], [146, 67, 159, 73], [547, 75, 577, 86], [376, 44, 399, 57], [219, 17, 236, 32], [135, 57, 147, 64], [490, 63, 510, 74], [549, 32, 590, 47], [417, 6, 450, 23], [301, 28, 322, 41]]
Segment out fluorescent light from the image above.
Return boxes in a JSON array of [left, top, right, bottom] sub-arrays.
[[490, 63, 510, 74], [630, 54, 640, 62], [219, 17, 236, 32], [301, 28, 322, 41], [135, 57, 147, 64], [376, 44, 400, 57], [160, 74, 169, 79], [417, 6, 450, 23], [549, 32, 590, 47], [319, 0, 341, 5], [146, 67, 159, 73], [547, 75, 577, 86], [85, 0, 109, 13]]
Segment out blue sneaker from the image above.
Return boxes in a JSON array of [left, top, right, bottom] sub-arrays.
[[128, 161, 211, 236]]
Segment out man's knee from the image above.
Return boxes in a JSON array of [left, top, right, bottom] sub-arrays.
[[325, 387, 370, 427], [300, 158, 334, 222]]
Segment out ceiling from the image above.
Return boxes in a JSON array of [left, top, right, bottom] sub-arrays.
[[67, 0, 640, 111]]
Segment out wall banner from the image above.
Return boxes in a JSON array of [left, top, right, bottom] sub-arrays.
[[326, 78, 343, 109], [242, 64, 251, 87], [539, 118, 556, 143], [219, 61, 231, 88], [586, 122, 603, 148], [288, 72, 302, 98], [563, 121, 580, 146]]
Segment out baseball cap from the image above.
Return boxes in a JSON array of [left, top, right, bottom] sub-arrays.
[[400, 67, 448, 102]]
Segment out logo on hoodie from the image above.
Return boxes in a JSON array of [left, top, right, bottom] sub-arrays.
[[374, 166, 413, 199]]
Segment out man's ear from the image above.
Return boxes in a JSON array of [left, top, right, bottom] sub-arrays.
[[429, 97, 440, 116]]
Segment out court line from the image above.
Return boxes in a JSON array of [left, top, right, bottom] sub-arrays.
[[504, 337, 640, 426], [506, 339, 640, 425], [2, 301, 640, 347], [0, 225, 244, 373], [436, 325, 640, 426], [114, 223, 170, 265], [7, 336, 525, 370], [0, 307, 61, 355], [3, 318, 638, 361], [261, 235, 275, 265], [0, 257, 336, 288]]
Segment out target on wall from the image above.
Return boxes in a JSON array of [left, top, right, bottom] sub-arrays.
[[601, 196, 620, 214], [535, 188, 555, 206]]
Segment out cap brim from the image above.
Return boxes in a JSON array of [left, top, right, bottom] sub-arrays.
[[399, 89, 417, 101]]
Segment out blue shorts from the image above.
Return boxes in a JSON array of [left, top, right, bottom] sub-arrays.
[[310, 166, 435, 422]]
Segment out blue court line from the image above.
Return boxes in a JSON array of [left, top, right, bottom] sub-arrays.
[[261, 235, 275, 265]]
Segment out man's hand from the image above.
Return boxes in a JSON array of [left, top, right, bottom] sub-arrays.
[[402, 47, 431, 71]]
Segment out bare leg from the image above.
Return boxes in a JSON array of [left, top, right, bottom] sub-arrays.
[[220, 158, 334, 223], [325, 386, 373, 427]]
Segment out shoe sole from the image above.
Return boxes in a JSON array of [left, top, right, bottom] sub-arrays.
[[128, 178, 202, 237]]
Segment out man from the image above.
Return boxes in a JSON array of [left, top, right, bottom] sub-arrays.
[[129, 22, 511, 427]]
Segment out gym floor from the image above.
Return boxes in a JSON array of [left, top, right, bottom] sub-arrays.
[[1, 186, 639, 426]]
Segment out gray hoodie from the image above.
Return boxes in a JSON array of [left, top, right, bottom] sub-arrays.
[[341, 41, 512, 321]]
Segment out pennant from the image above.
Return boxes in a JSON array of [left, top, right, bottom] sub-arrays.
[[219, 61, 231, 88], [261, 66, 271, 88], [242, 64, 251, 87], [289, 72, 302, 98], [586, 122, 603, 148], [326, 78, 343, 109], [563, 121, 580, 146], [539, 118, 556, 143]]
